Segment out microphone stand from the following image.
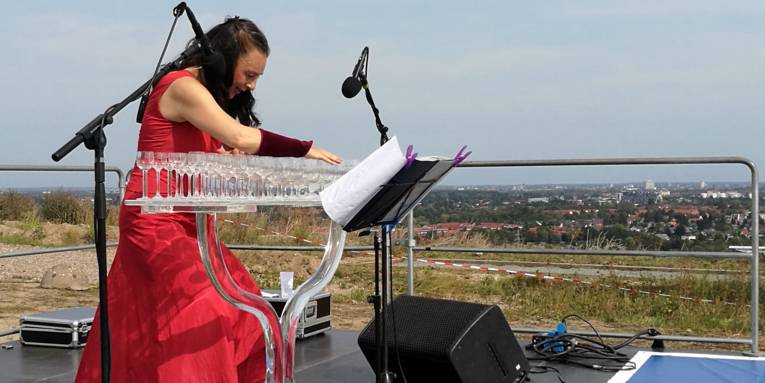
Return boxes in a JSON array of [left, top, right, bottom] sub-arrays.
[[51, 54, 187, 383], [356, 65, 394, 382]]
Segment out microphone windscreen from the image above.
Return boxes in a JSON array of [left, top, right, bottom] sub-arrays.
[[341, 76, 362, 98]]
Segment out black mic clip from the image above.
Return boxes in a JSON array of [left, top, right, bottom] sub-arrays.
[[173, 2, 187, 17], [352, 47, 369, 82]]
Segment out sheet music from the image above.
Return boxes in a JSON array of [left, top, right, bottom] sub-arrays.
[[320, 136, 407, 226], [378, 157, 455, 224]]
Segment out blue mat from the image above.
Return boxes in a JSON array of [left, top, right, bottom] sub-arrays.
[[627, 354, 765, 383]]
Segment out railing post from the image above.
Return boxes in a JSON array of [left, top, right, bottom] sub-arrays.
[[407, 210, 415, 295], [115, 168, 126, 201], [748, 162, 760, 355]]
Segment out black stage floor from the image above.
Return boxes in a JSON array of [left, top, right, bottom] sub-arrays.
[[0, 329, 649, 383]]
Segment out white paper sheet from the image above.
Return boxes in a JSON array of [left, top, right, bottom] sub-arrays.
[[320, 136, 407, 227]]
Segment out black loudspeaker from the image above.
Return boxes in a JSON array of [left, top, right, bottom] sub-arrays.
[[358, 295, 530, 383]]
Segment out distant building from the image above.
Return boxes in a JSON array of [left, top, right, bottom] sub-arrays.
[[673, 207, 700, 217], [415, 222, 523, 238], [645, 180, 656, 190], [621, 189, 660, 205], [700, 190, 743, 199], [527, 197, 549, 203]]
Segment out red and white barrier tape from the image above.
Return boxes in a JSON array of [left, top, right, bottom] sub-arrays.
[[417, 258, 744, 307], [218, 218, 740, 307]]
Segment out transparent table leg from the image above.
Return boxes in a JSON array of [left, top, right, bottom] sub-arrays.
[[280, 221, 346, 382], [198, 213, 347, 383], [196, 213, 283, 383]]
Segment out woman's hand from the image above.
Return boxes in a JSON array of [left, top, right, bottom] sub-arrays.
[[218, 145, 242, 155], [306, 146, 343, 165]]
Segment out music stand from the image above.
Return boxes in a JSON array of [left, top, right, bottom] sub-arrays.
[[344, 156, 460, 383]]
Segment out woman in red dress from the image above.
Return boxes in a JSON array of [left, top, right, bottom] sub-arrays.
[[75, 17, 341, 383]]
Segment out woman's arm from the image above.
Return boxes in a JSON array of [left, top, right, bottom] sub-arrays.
[[159, 76, 263, 153], [159, 76, 342, 164]]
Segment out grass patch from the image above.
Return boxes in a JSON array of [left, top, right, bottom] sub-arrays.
[[409, 265, 759, 340], [418, 250, 750, 272], [0, 233, 42, 246], [61, 229, 83, 246]]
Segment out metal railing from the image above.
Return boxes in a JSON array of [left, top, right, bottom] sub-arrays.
[[414, 157, 760, 354], [0, 164, 126, 200], [0, 157, 760, 354], [0, 243, 118, 259]]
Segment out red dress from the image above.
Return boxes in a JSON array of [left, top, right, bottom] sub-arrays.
[[76, 70, 272, 382]]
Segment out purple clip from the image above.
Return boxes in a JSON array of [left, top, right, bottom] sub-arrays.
[[453, 145, 472, 166], [404, 145, 417, 169]]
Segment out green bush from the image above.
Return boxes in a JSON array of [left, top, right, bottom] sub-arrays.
[[62, 229, 83, 246], [0, 192, 37, 221], [21, 212, 44, 241], [40, 192, 88, 224]]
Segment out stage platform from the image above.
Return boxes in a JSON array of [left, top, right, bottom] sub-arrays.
[[0, 329, 759, 382]]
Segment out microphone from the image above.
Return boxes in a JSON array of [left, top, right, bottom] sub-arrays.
[[341, 47, 368, 98], [341, 76, 362, 99], [136, 4, 224, 123], [174, 2, 226, 82]]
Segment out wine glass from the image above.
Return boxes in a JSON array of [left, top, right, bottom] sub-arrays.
[[187, 151, 206, 199], [302, 159, 321, 197], [245, 155, 263, 198], [168, 152, 183, 200], [135, 151, 154, 199], [154, 152, 169, 198]]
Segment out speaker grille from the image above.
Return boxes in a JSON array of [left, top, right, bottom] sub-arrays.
[[385, 295, 489, 356]]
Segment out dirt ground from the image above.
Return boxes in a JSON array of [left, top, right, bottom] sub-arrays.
[[0, 241, 378, 344], [0, 241, 114, 343]]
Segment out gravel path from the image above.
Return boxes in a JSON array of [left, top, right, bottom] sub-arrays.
[[0, 243, 115, 342], [0, 243, 115, 283]]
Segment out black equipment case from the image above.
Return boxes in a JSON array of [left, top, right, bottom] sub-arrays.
[[19, 307, 95, 348], [262, 289, 332, 339]]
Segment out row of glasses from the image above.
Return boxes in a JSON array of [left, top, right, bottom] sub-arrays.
[[134, 151, 358, 203]]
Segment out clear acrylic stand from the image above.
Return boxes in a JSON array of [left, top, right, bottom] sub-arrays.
[[124, 198, 347, 383]]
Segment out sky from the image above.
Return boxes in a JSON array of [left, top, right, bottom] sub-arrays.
[[0, 1, 764, 188]]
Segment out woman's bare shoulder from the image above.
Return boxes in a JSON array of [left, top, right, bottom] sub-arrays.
[[160, 74, 214, 121]]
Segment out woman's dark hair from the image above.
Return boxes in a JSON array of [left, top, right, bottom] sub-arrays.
[[182, 16, 269, 127]]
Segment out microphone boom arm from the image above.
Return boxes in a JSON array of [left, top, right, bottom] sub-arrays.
[[352, 47, 389, 146], [360, 74, 390, 146]]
